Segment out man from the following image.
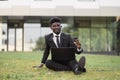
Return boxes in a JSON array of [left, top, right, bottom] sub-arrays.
[[39, 17, 86, 74]]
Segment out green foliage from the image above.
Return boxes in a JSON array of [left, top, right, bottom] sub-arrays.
[[0, 52, 120, 80], [34, 37, 45, 51], [62, 26, 79, 37]]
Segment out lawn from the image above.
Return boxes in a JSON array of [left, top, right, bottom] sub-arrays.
[[0, 51, 120, 80]]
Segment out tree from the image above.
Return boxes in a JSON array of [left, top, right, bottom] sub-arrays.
[[33, 37, 45, 51]]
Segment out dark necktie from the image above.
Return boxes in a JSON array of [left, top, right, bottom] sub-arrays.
[[56, 35, 60, 47]]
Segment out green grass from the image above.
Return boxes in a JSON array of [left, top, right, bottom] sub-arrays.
[[0, 51, 120, 80]]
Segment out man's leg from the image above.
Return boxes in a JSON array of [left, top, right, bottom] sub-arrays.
[[68, 56, 86, 74], [68, 59, 81, 74], [78, 56, 86, 72], [45, 60, 71, 71]]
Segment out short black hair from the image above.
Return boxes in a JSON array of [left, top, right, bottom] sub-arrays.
[[49, 17, 61, 25]]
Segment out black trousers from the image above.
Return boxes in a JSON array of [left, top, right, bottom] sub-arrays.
[[45, 59, 78, 71]]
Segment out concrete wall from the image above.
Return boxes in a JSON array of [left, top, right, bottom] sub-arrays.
[[0, 0, 120, 16]]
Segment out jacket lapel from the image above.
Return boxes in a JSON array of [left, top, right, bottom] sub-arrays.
[[60, 33, 64, 47]]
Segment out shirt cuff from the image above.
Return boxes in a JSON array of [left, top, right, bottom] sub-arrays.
[[77, 48, 82, 52]]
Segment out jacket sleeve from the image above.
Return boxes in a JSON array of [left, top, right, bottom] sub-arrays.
[[41, 35, 50, 64]]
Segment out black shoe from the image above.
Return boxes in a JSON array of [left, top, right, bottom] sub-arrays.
[[82, 68, 86, 72], [78, 56, 86, 71], [74, 64, 81, 75]]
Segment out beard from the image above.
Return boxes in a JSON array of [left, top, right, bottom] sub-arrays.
[[53, 29, 61, 35]]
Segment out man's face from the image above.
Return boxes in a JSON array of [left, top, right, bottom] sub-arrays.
[[50, 22, 62, 34]]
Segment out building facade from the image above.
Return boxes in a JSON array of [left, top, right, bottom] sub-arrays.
[[0, 0, 120, 53]]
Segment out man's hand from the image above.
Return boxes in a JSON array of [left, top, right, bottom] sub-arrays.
[[74, 39, 81, 49], [33, 63, 44, 68], [38, 63, 44, 68]]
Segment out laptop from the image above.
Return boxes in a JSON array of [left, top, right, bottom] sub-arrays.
[[51, 47, 75, 62]]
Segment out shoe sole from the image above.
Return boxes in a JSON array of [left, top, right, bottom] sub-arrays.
[[78, 56, 86, 69]]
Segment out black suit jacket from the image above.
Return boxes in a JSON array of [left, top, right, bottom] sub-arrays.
[[41, 33, 83, 63]]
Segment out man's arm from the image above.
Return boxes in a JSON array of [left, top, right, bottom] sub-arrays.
[[69, 36, 83, 54], [39, 35, 50, 68]]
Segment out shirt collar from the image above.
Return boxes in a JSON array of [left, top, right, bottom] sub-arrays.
[[53, 32, 61, 37]]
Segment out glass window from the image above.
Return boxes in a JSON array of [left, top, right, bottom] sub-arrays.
[[91, 28, 107, 52], [107, 19, 117, 51], [74, 17, 90, 28], [91, 17, 106, 27], [8, 29, 15, 51], [74, 17, 116, 52], [24, 23, 41, 51], [16, 29, 22, 51], [78, 28, 91, 52], [41, 17, 50, 27]]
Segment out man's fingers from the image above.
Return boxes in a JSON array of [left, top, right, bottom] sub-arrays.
[[74, 42, 80, 45], [33, 66, 39, 68]]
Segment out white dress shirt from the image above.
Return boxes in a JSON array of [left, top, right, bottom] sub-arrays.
[[52, 32, 61, 48]]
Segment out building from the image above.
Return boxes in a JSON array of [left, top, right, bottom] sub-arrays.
[[0, 0, 120, 53]]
